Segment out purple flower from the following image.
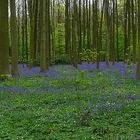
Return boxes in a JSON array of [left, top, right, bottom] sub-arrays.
[[125, 94, 135, 100], [112, 103, 124, 111], [0, 87, 28, 93]]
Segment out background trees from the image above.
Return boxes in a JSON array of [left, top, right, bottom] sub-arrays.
[[0, 0, 140, 78]]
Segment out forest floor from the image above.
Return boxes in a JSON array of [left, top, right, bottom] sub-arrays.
[[0, 62, 140, 140]]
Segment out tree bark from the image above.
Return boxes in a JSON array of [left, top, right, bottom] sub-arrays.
[[10, 0, 19, 76], [0, 0, 9, 76]]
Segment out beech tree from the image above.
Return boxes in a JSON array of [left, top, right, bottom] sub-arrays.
[[0, 0, 9, 76], [136, 0, 140, 79], [72, 0, 78, 68], [10, 0, 19, 75], [40, 0, 47, 71]]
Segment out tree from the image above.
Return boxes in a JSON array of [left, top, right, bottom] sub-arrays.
[[78, 0, 82, 62], [10, 0, 19, 76], [0, 0, 9, 76], [46, 0, 51, 68], [110, 0, 116, 65], [25, 0, 28, 63], [136, 0, 140, 79], [115, 0, 119, 61], [83, 0, 86, 49], [28, 0, 39, 68], [104, 0, 110, 66], [65, 0, 70, 55], [131, 0, 137, 63], [40, 0, 47, 71], [124, 0, 131, 63], [72, 0, 78, 68]]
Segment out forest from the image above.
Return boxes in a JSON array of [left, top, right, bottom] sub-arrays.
[[0, 0, 140, 139]]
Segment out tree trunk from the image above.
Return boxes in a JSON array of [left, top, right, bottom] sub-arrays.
[[40, 0, 47, 71], [10, 0, 19, 76], [0, 0, 9, 76], [136, 0, 140, 79]]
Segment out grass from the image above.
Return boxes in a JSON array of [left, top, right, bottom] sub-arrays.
[[0, 65, 140, 140]]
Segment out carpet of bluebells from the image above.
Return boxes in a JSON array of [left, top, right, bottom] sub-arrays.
[[0, 62, 140, 139]]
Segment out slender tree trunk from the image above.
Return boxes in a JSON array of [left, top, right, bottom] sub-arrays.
[[22, 1, 25, 66], [99, 0, 104, 62], [25, 0, 28, 64], [95, 0, 99, 69], [83, 0, 86, 49], [51, 0, 56, 62], [112, 0, 116, 65], [40, 0, 48, 71], [136, 0, 140, 79], [78, 0, 82, 63], [10, 0, 19, 76], [131, 0, 136, 63], [28, 0, 38, 68], [72, 0, 78, 68], [105, 0, 110, 67], [115, 0, 119, 61], [127, 0, 131, 63], [0, 0, 9, 76], [17, 0, 20, 63], [46, 0, 50, 68]]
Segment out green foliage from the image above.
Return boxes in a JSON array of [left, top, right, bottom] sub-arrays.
[[126, 62, 133, 76], [73, 70, 92, 91], [99, 51, 106, 61], [0, 74, 12, 81], [80, 48, 98, 62], [53, 54, 71, 64], [0, 66, 140, 139]]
